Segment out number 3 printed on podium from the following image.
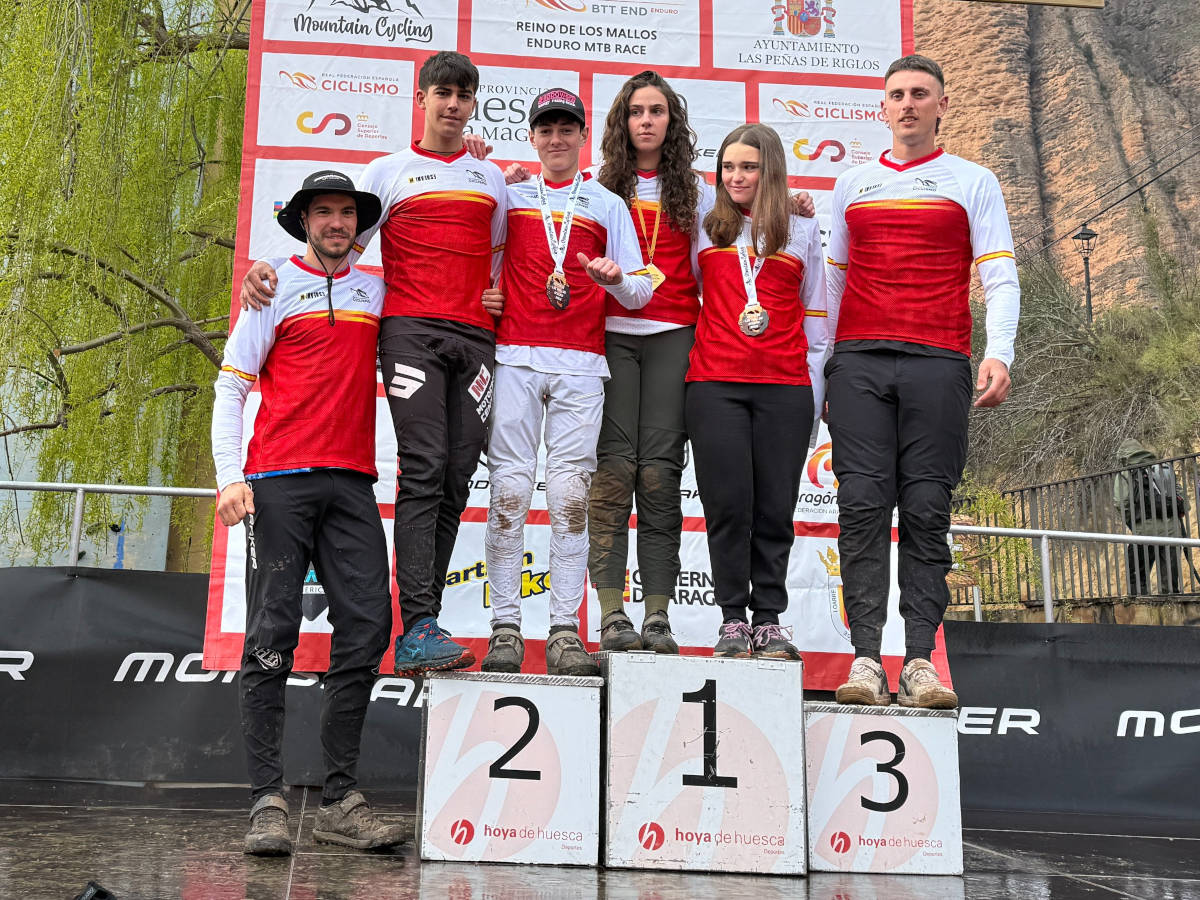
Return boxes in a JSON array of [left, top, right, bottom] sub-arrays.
[[860, 731, 908, 812], [489, 696, 542, 781]]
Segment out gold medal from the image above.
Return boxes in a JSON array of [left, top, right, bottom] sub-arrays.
[[739, 303, 769, 337], [546, 271, 570, 310], [632, 198, 665, 292], [632, 263, 666, 290]]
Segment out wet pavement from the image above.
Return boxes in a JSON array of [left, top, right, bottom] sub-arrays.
[[1, 781, 1197, 899]]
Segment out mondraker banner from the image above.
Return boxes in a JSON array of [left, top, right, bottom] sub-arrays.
[[206, 0, 927, 688]]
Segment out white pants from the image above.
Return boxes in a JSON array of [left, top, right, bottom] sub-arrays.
[[484, 364, 604, 628]]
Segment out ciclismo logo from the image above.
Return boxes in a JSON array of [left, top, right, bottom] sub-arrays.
[[450, 818, 475, 845], [830, 830, 852, 854], [278, 70, 317, 90], [772, 96, 887, 124], [793, 137, 845, 163], [533, 0, 588, 10], [278, 69, 405, 97], [638, 822, 665, 851], [296, 111, 351, 136]]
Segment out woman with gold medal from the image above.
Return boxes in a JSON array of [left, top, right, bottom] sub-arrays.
[[686, 123, 828, 660]]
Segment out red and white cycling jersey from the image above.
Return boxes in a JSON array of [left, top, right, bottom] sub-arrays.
[[689, 213, 828, 399], [603, 170, 716, 335], [212, 257, 384, 489], [354, 143, 507, 330], [825, 148, 1020, 364], [497, 172, 651, 377]]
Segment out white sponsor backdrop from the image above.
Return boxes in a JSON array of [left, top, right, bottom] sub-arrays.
[[206, 0, 934, 690]]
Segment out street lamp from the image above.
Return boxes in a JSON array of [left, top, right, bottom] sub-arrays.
[[1072, 223, 1098, 323]]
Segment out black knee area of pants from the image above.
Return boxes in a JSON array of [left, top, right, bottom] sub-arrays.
[[898, 481, 953, 569], [590, 458, 637, 525]]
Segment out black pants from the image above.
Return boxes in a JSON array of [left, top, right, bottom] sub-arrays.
[[379, 318, 494, 631], [685, 381, 814, 626], [1126, 539, 1183, 595], [826, 349, 971, 657], [240, 470, 391, 804], [589, 327, 693, 597]]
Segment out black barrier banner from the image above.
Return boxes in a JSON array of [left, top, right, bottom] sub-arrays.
[[2, 568, 1198, 827], [944, 619, 1200, 825], [0, 567, 419, 789]]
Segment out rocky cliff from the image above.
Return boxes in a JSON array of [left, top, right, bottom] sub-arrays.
[[914, 0, 1200, 309]]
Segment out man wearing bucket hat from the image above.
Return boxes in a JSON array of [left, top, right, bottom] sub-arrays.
[[213, 171, 405, 856]]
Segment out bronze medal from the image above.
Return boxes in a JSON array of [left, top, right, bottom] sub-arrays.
[[546, 271, 570, 310], [739, 303, 769, 337]]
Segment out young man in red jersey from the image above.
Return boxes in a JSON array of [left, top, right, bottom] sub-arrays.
[[242, 52, 507, 677], [825, 55, 1020, 709], [214, 171, 404, 856], [480, 88, 653, 676]]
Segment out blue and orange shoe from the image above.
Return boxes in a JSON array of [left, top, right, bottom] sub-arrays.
[[393, 617, 475, 677]]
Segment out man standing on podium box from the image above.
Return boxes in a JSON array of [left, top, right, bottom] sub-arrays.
[[825, 55, 1020, 708]]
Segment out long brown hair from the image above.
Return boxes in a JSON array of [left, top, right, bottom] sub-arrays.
[[703, 124, 790, 257], [597, 71, 699, 234]]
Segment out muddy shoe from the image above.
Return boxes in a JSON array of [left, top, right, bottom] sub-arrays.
[[752, 623, 801, 660], [713, 621, 753, 658], [898, 658, 958, 709], [393, 617, 475, 677], [244, 793, 292, 856], [640, 610, 679, 654], [599, 610, 643, 651], [313, 790, 406, 850], [835, 656, 891, 706], [481, 623, 525, 673], [545, 627, 600, 676]]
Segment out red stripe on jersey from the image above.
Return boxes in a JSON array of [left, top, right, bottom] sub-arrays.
[[245, 313, 380, 479], [606, 198, 700, 327], [379, 191, 498, 330], [687, 247, 812, 385], [497, 209, 611, 356], [836, 198, 973, 355]]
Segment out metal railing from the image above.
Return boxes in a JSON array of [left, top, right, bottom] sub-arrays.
[[0, 481, 213, 567], [4, 480, 1200, 624], [955, 453, 1200, 604]]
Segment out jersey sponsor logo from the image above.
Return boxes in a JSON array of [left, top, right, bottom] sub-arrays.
[[407, 172, 438, 184], [792, 137, 845, 162], [466, 169, 488, 185], [389, 363, 427, 399], [296, 111, 352, 135], [350, 287, 372, 303], [856, 181, 883, 195], [299, 290, 325, 302], [913, 177, 939, 192]]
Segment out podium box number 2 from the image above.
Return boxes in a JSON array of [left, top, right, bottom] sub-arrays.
[[419, 671, 603, 866], [805, 701, 963, 875], [601, 653, 808, 874]]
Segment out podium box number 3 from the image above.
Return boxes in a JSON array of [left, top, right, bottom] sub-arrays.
[[419, 672, 603, 866], [601, 653, 808, 874], [805, 701, 963, 875]]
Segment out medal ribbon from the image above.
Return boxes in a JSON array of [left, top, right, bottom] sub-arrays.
[[536, 172, 583, 277], [632, 196, 662, 265], [736, 228, 767, 311]]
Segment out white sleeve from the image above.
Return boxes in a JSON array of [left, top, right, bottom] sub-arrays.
[[211, 305, 276, 490], [692, 178, 717, 284], [604, 201, 654, 310], [489, 165, 509, 284], [968, 170, 1021, 368], [350, 157, 393, 264], [824, 176, 850, 343], [799, 219, 830, 437]]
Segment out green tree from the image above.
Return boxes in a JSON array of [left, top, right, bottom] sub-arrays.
[[0, 1, 249, 564]]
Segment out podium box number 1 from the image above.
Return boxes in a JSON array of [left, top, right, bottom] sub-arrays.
[[805, 701, 963, 875], [601, 653, 808, 874], [419, 671, 603, 866]]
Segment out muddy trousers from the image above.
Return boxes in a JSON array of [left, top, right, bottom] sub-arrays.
[[379, 319, 494, 632], [825, 349, 971, 658], [685, 381, 814, 626], [484, 364, 604, 628], [239, 471, 391, 805], [588, 327, 692, 598]]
